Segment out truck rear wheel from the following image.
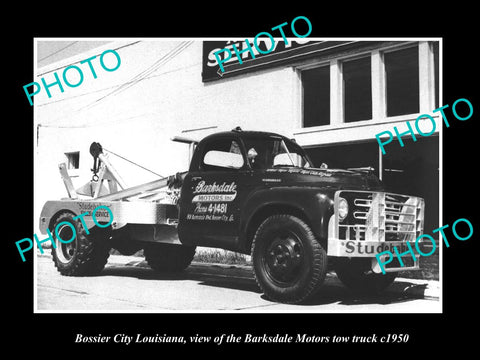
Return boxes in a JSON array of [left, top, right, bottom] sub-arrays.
[[144, 243, 196, 272], [251, 215, 328, 304], [51, 212, 111, 276], [334, 258, 396, 294]]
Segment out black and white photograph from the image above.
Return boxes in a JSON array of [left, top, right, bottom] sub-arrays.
[[6, 8, 479, 353], [30, 37, 442, 313]]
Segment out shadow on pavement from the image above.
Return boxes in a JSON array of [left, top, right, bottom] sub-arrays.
[[101, 262, 429, 307]]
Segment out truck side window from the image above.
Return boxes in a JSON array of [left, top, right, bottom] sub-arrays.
[[201, 139, 244, 171], [244, 137, 313, 169]]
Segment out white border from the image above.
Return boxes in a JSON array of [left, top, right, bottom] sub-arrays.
[[33, 37, 442, 314]]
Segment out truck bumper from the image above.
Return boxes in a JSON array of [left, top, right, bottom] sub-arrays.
[[326, 190, 425, 274], [327, 238, 420, 273]]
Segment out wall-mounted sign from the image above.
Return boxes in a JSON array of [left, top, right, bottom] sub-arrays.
[[202, 40, 395, 83], [202, 40, 357, 82]]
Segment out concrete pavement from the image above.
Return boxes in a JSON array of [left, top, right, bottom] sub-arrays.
[[36, 250, 440, 312], [106, 254, 440, 301]]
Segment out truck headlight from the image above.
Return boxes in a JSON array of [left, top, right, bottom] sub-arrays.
[[338, 197, 349, 221]]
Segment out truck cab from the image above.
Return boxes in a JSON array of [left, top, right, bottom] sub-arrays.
[[179, 128, 382, 253], [178, 129, 317, 250]]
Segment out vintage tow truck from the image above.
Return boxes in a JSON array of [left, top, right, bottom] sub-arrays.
[[39, 128, 425, 304]]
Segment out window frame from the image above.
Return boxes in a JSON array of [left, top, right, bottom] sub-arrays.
[[301, 64, 331, 128], [197, 137, 249, 172], [64, 151, 80, 178], [64, 151, 80, 170], [296, 41, 437, 133], [383, 44, 420, 117], [341, 54, 373, 123]]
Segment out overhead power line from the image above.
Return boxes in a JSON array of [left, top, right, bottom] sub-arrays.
[[37, 41, 141, 77], [77, 41, 193, 111], [38, 41, 79, 62]]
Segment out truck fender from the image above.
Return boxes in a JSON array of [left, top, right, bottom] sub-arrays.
[[39, 200, 117, 234], [240, 187, 335, 252]]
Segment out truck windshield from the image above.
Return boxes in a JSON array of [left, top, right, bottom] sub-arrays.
[[244, 137, 313, 170]]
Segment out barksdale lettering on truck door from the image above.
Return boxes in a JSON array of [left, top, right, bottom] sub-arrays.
[[192, 181, 237, 202], [186, 213, 234, 222], [195, 203, 228, 214], [188, 181, 236, 222]]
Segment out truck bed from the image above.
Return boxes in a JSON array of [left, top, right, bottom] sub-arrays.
[[39, 175, 181, 235]]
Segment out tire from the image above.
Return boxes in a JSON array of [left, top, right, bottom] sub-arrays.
[[251, 215, 328, 304], [144, 243, 196, 272], [334, 258, 396, 294], [51, 212, 111, 276]]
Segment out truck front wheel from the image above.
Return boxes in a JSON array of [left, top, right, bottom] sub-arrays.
[[144, 243, 196, 272], [334, 258, 396, 294], [251, 215, 328, 304], [51, 212, 111, 276]]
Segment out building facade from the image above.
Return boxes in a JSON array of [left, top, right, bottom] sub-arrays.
[[34, 38, 440, 236]]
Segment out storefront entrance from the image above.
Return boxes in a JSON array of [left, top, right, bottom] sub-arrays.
[[305, 136, 439, 235]]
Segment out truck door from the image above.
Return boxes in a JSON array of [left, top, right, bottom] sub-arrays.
[[178, 136, 254, 251]]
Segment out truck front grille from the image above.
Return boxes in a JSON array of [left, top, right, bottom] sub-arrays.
[[334, 191, 425, 242]]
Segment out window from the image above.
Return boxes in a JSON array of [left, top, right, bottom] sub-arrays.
[[301, 66, 330, 127], [65, 152, 80, 170], [384, 46, 419, 116], [200, 139, 244, 171], [299, 42, 436, 130], [243, 137, 312, 170], [343, 56, 372, 122]]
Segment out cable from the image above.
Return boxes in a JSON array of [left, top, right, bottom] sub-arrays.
[[35, 61, 199, 108], [102, 147, 163, 178], [37, 41, 141, 77], [77, 41, 193, 111], [38, 41, 79, 62], [35, 41, 196, 127]]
